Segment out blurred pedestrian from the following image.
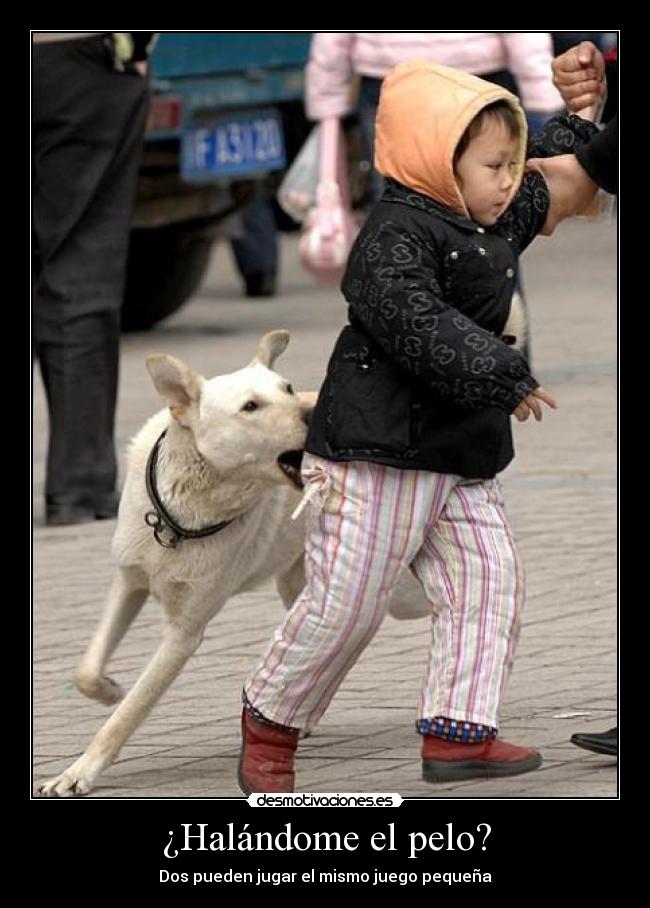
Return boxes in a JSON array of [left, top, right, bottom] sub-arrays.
[[306, 33, 563, 204], [230, 181, 279, 297], [305, 32, 564, 363], [33, 31, 154, 525]]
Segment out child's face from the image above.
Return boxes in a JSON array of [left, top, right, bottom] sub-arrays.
[[455, 117, 519, 226]]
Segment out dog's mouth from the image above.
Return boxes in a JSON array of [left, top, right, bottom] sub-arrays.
[[277, 450, 304, 489]]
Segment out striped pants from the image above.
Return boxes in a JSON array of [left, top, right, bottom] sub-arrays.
[[245, 454, 524, 731]]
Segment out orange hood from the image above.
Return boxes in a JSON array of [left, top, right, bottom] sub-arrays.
[[375, 60, 528, 218]]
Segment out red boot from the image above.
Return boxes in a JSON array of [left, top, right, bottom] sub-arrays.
[[238, 709, 300, 794], [422, 735, 542, 783]]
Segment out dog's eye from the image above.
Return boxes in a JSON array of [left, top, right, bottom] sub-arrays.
[[241, 400, 258, 412], [285, 384, 294, 395]]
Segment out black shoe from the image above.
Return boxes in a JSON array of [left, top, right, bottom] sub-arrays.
[[45, 503, 96, 526], [570, 726, 618, 757], [94, 492, 120, 520], [244, 272, 277, 298], [45, 492, 120, 526]]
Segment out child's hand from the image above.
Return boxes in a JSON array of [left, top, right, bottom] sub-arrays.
[[513, 386, 558, 422]]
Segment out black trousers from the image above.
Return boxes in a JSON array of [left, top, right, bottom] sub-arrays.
[[33, 35, 149, 508], [230, 181, 279, 281]]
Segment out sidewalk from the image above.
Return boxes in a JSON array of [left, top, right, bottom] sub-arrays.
[[33, 219, 617, 798]]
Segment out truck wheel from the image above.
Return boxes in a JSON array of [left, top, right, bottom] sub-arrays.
[[121, 219, 219, 331]]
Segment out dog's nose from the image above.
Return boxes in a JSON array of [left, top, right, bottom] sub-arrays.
[[302, 408, 313, 428]]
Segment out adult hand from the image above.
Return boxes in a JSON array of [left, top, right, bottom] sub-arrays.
[[513, 386, 558, 422], [525, 154, 598, 235], [552, 40, 606, 114], [134, 60, 149, 78]]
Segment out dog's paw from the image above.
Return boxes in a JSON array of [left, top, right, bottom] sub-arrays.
[[36, 767, 94, 798], [75, 673, 124, 706]]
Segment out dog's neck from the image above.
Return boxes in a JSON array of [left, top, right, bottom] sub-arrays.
[[152, 421, 271, 529]]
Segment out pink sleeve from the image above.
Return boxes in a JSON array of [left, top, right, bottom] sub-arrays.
[[502, 33, 563, 113], [305, 33, 356, 120]]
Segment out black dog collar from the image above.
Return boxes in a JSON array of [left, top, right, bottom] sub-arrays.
[[144, 429, 234, 549]]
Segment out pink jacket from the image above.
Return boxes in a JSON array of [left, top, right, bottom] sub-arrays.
[[306, 32, 562, 118]]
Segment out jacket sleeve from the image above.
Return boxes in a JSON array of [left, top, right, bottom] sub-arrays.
[[575, 115, 618, 194], [502, 32, 563, 113], [342, 220, 539, 413], [305, 33, 356, 120], [527, 111, 600, 160], [501, 112, 602, 253], [602, 60, 618, 123]]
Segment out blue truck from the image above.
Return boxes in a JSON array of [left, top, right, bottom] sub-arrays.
[[123, 32, 312, 330]]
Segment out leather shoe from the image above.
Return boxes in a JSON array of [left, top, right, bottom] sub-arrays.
[[244, 272, 277, 298], [422, 735, 542, 782], [570, 726, 617, 757], [45, 503, 95, 526], [93, 492, 120, 520], [238, 708, 299, 794], [45, 492, 120, 526]]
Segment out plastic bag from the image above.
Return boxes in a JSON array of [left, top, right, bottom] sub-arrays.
[[296, 117, 359, 284], [277, 125, 320, 223], [298, 182, 359, 283]]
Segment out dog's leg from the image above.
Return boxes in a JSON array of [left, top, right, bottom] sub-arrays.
[[38, 617, 207, 797], [276, 556, 306, 609], [75, 567, 149, 706]]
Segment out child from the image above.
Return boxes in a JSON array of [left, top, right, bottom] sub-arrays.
[[239, 61, 599, 793]]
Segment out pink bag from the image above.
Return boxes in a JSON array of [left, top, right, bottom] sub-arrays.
[[298, 117, 359, 284]]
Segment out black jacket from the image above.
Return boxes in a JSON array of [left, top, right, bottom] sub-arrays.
[[576, 115, 617, 194], [306, 113, 599, 479], [576, 61, 618, 195]]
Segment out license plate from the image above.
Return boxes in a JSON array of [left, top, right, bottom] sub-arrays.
[[181, 109, 286, 181]]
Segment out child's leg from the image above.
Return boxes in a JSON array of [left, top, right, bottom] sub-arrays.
[[245, 456, 456, 730], [411, 477, 524, 733]]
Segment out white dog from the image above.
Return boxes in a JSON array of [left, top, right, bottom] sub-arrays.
[[37, 330, 426, 797]]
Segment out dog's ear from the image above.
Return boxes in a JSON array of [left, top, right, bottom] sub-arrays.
[[145, 354, 203, 422], [249, 330, 290, 369]]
